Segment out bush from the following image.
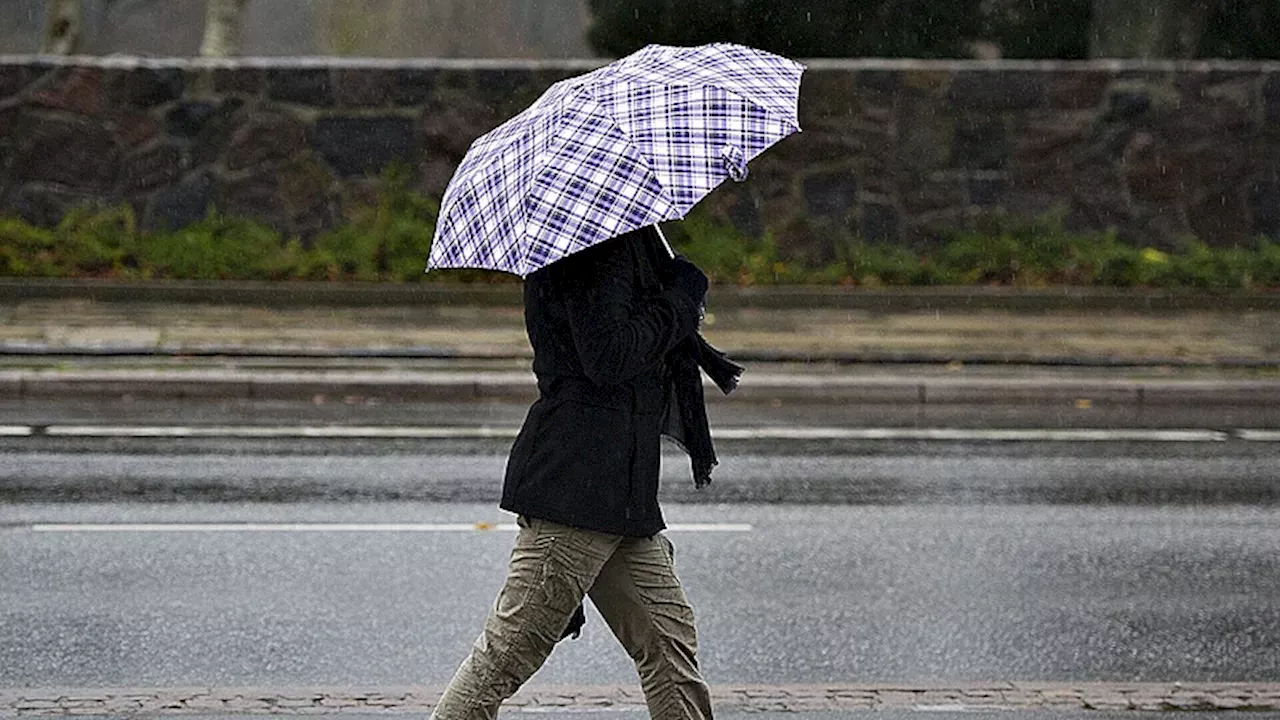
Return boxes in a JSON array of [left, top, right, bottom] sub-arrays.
[[2, 191, 1278, 289], [134, 214, 302, 281], [308, 164, 440, 282]]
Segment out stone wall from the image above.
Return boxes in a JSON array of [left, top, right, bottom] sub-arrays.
[[1, 56, 1278, 255]]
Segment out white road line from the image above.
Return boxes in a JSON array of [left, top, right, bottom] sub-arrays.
[[0, 425, 32, 436], [713, 427, 1229, 442], [42, 425, 521, 439], [27, 425, 1237, 442], [1238, 430, 1280, 442], [29, 522, 753, 533]]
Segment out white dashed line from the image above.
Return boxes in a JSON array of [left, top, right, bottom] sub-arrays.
[[29, 523, 753, 533], [11, 425, 1251, 442], [41, 425, 520, 438], [712, 427, 1229, 442], [1237, 430, 1280, 442]]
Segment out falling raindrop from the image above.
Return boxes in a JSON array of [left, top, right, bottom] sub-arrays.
[[807, 11, 811, 22]]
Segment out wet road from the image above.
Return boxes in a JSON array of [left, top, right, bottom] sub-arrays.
[[2, 398, 1278, 689], [1, 399, 1278, 505], [2, 502, 1279, 687]]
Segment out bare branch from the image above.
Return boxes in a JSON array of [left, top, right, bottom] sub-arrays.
[[200, 0, 248, 57], [41, 0, 84, 55]]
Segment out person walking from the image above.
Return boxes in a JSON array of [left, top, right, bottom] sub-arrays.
[[430, 224, 726, 720]]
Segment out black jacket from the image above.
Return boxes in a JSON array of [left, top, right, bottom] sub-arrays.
[[500, 227, 702, 537]]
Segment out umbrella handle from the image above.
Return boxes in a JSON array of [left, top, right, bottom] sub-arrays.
[[654, 224, 676, 260]]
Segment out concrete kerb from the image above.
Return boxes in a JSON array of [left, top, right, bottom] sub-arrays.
[[6, 369, 1280, 406], [3, 683, 1280, 715], [4, 278, 1280, 312]]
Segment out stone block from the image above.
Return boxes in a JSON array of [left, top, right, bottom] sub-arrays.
[[335, 69, 394, 108], [474, 68, 537, 105], [217, 158, 335, 237], [1046, 70, 1113, 110], [7, 184, 101, 226], [952, 119, 1008, 170], [113, 111, 162, 147], [10, 114, 118, 191], [311, 116, 417, 177], [1105, 88, 1153, 122], [861, 203, 899, 243], [268, 68, 333, 106], [700, 182, 762, 238], [857, 69, 902, 94], [1265, 72, 1280, 124], [144, 173, 213, 231], [30, 66, 106, 116], [1121, 132, 1184, 203], [969, 176, 1006, 207], [213, 67, 265, 95], [166, 101, 218, 138], [123, 144, 183, 193], [0, 64, 46, 100], [1187, 190, 1253, 248], [190, 99, 246, 167], [903, 177, 967, 214], [108, 66, 183, 107], [226, 110, 307, 170], [948, 70, 1046, 112], [422, 96, 501, 161], [392, 68, 436, 106], [1249, 176, 1280, 239], [802, 170, 857, 218], [897, 95, 954, 172], [217, 171, 290, 229], [798, 70, 859, 129]]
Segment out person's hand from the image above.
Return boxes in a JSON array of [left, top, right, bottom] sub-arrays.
[[668, 255, 708, 307]]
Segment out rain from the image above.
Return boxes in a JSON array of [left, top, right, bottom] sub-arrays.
[[0, 1, 1278, 718]]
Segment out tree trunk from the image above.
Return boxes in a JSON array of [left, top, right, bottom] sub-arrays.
[[200, 0, 248, 57], [1089, 0, 1216, 58], [41, 0, 83, 55]]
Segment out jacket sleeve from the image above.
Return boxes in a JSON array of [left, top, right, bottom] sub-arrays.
[[556, 239, 701, 388]]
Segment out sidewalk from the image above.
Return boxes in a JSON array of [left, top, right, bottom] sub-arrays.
[[4, 682, 1280, 715], [1, 282, 1278, 405]]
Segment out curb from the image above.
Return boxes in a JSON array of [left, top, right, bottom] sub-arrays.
[[4, 278, 1280, 312], [5, 370, 1280, 406], [4, 343, 1279, 369], [3, 683, 1279, 715]]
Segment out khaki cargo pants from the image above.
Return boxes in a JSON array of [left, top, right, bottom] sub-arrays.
[[430, 516, 713, 720]]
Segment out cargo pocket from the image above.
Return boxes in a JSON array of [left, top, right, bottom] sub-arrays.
[[531, 534, 588, 620]]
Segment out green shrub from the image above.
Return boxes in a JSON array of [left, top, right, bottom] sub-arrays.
[[135, 214, 300, 280], [311, 164, 440, 282], [2, 190, 1278, 289], [0, 217, 58, 277]]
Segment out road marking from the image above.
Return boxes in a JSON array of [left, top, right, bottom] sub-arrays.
[[1238, 429, 1280, 442], [713, 427, 1229, 442], [14, 425, 1246, 442], [30, 522, 753, 533], [42, 425, 521, 438]]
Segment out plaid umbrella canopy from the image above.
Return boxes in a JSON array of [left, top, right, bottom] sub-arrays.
[[427, 43, 805, 277]]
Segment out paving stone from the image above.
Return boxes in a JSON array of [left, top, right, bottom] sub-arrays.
[[268, 69, 333, 106], [310, 115, 417, 177]]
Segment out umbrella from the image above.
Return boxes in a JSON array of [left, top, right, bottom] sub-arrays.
[[426, 42, 805, 277]]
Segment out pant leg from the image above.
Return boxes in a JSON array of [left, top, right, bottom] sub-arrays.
[[431, 517, 621, 720], [587, 533, 713, 720]]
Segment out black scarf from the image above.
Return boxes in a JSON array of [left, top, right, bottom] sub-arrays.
[[663, 334, 742, 488], [638, 227, 745, 488]]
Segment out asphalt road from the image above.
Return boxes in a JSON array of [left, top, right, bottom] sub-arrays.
[[3, 501, 1279, 688], [2, 399, 1278, 504]]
